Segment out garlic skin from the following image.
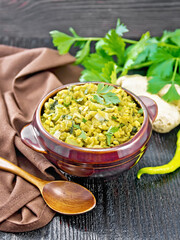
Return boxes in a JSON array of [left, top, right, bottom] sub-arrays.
[[117, 75, 180, 133]]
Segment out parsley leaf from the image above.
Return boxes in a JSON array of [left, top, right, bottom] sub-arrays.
[[69, 27, 87, 49], [170, 29, 180, 46], [101, 62, 118, 84], [112, 116, 117, 120], [103, 92, 120, 105], [82, 53, 113, 72], [160, 29, 180, 46], [93, 94, 104, 104], [147, 49, 180, 101], [50, 31, 75, 55], [80, 62, 118, 83], [102, 29, 126, 65], [75, 40, 91, 64], [162, 83, 180, 102], [79, 69, 107, 83], [106, 135, 112, 146], [70, 121, 81, 134], [138, 108, 144, 114], [147, 77, 168, 94], [82, 118, 87, 123], [133, 38, 158, 65], [106, 126, 119, 146], [93, 83, 120, 105], [149, 48, 173, 62], [73, 122, 81, 129], [95, 39, 112, 58], [49, 100, 58, 110], [147, 58, 175, 78], [115, 18, 129, 36], [122, 32, 150, 75], [97, 83, 114, 93], [107, 126, 118, 135], [78, 130, 87, 140], [160, 30, 173, 43]]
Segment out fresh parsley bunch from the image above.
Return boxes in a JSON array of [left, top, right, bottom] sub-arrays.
[[50, 19, 180, 102]]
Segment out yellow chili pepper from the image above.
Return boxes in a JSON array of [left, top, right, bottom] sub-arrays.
[[137, 130, 180, 179]]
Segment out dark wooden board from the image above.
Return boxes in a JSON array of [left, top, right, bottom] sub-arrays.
[[0, 35, 179, 240], [0, 0, 180, 40]]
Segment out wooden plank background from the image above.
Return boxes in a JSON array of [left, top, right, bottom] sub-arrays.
[[0, 1, 180, 239], [1, 0, 180, 40]]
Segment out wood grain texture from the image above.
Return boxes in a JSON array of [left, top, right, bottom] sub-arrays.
[[0, 0, 180, 40]]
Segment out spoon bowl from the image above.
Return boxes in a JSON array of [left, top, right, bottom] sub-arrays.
[[0, 157, 96, 215], [42, 181, 96, 215]]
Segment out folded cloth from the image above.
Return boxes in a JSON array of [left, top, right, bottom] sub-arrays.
[[0, 45, 81, 232]]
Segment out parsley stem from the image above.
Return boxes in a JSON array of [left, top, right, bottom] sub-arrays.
[[74, 37, 137, 44], [129, 61, 153, 70], [74, 37, 179, 50], [75, 37, 101, 41], [172, 58, 179, 83], [76, 37, 180, 49], [122, 38, 138, 44], [158, 42, 180, 49]]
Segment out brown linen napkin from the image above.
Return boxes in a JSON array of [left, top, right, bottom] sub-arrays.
[[0, 45, 81, 232]]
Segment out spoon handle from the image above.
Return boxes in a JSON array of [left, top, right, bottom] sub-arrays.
[[0, 157, 47, 192]]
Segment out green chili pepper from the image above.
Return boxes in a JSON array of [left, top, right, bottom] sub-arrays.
[[137, 130, 180, 179]]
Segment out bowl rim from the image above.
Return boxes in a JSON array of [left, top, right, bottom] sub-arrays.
[[36, 82, 149, 153]]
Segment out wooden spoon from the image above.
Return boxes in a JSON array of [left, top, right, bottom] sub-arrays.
[[0, 157, 96, 215]]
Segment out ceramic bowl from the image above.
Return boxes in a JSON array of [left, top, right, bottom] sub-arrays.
[[20, 82, 158, 177]]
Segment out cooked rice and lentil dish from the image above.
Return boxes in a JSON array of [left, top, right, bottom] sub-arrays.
[[41, 83, 144, 148]]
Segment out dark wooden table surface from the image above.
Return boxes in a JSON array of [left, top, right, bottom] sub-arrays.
[[0, 1, 180, 239]]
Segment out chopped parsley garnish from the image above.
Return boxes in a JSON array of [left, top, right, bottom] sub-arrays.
[[93, 83, 120, 105], [67, 115, 72, 119], [82, 118, 87, 123], [63, 96, 72, 107], [138, 108, 143, 114], [62, 114, 72, 120], [69, 121, 81, 134], [49, 100, 58, 110], [78, 130, 87, 140], [106, 126, 119, 146], [112, 116, 117, 120], [73, 122, 81, 129], [131, 126, 138, 135]]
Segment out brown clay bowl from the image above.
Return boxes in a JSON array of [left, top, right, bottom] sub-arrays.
[[20, 82, 158, 177]]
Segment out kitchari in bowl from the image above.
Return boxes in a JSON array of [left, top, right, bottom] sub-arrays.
[[21, 82, 157, 177], [41, 83, 144, 148]]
